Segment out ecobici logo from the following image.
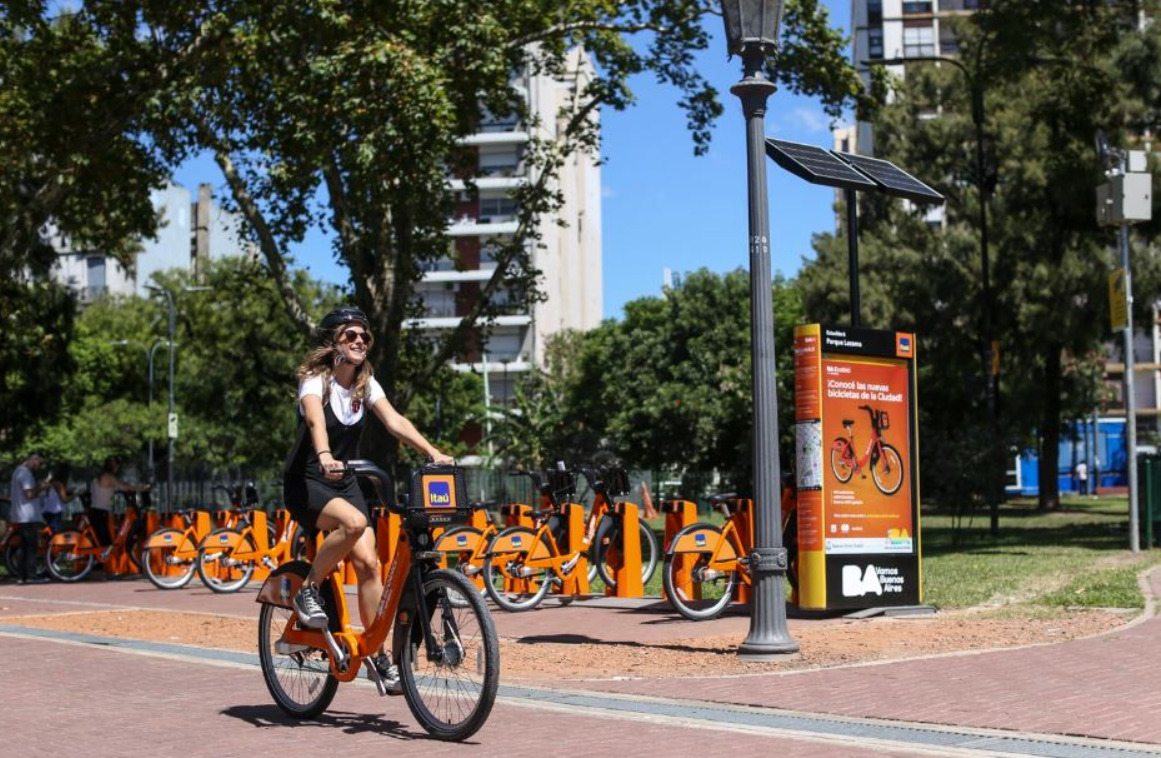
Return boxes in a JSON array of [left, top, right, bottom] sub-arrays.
[[841, 564, 905, 597], [428, 480, 452, 507]]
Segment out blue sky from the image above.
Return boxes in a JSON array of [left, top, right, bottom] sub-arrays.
[[172, 1, 852, 321]]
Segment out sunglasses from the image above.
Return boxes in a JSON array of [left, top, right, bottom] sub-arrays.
[[339, 328, 373, 346]]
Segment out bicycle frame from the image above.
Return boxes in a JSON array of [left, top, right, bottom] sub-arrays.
[[834, 411, 887, 472]]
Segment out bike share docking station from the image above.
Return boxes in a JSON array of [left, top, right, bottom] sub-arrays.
[[767, 140, 942, 615]]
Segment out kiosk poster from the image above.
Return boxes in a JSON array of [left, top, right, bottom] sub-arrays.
[[793, 324, 922, 610]]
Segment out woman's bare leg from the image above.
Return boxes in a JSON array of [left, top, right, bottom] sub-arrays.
[[348, 528, 386, 653], [306, 498, 367, 585]]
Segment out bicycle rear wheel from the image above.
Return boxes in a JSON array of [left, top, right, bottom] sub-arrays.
[[258, 568, 338, 719], [196, 528, 256, 593], [396, 569, 499, 741], [593, 516, 660, 589]]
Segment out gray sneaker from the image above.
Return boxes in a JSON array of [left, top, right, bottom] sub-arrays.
[[373, 652, 404, 696], [292, 582, 329, 630]]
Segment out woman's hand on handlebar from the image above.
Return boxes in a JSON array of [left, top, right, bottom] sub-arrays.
[[319, 453, 346, 481]]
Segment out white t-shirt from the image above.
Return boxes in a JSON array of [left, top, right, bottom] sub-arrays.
[[8, 465, 40, 524], [298, 374, 385, 425]]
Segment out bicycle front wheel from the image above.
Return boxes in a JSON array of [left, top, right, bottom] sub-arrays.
[[196, 528, 256, 593], [397, 569, 500, 741], [872, 443, 905, 496], [46, 531, 95, 582], [482, 526, 551, 612], [142, 529, 196, 590], [593, 516, 660, 589], [662, 523, 738, 622]]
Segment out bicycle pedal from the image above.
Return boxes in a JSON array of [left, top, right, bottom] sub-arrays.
[[414, 550, 444, 561]]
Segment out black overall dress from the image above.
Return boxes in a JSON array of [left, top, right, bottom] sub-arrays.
[[283, 388, 369, 530]]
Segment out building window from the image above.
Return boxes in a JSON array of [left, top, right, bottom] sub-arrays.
[[868, 28, 884, 59], [86, 256, 106, 299], [478, 145, 523, 177], [902, 1, 932, 14], [479, 196, 519, 222], [903, 25, 935, 57], [419, 288, 457, 318], [867, 0, 882, 23], [479, 106, 519, 133], [940, 36, 960, 55]]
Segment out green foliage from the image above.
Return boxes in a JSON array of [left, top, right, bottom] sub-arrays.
[[536, 269, 803, 483], [22, 258, 341, 474]]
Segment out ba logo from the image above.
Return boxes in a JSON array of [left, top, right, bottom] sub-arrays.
[[428, 480, 452, 507], [841, 565, 883, 597], [694, 533, 707, 547]]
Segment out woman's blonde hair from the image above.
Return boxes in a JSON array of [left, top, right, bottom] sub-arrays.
[[295, 324, 374, 403]]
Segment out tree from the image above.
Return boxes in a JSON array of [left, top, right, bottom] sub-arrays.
[[136, 0, 869, 467], [557, 269, 803, 484]]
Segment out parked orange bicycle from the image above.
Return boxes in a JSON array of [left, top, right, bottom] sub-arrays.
[[197, 507, 305, 593], [140, 508, 215, 590], [46, 493, 148, 582], [256, 461, 499, 741]]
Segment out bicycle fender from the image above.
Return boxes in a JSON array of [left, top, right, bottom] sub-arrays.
[[255, 560, 311, 609], [434, 529, 482, 553], [143, 528, 185, 550], [49, 530, 95, 550], [668, 525, 736, 560]]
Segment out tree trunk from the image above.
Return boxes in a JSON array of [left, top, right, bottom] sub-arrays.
[[1038, 343, 1063, 510]]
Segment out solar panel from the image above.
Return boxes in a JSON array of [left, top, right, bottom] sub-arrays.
[[765, 139, 878, 192], [832, 151, 945, 205]]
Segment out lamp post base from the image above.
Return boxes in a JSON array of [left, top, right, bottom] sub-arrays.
[[737, 638, 801, 662]]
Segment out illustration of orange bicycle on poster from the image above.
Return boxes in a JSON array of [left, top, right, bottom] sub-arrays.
[[829, 404, 904, 496]]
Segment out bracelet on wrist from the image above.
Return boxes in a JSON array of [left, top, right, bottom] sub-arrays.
[[317, 449, 331, 457]]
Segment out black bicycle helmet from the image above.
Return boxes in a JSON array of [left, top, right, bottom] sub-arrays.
[[318, 306, 369, 343]]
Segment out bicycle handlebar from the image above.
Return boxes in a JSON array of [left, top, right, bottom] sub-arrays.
[[340, 460, 403, 514]]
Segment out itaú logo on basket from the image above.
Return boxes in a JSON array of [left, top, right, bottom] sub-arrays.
[[427, 480, 452, 506]]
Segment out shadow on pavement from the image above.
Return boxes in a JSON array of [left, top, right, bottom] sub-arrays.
[[220, 704, 434, 741], [514, 632, 733, 656]]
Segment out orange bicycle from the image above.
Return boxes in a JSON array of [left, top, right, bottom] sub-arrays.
[[830, 404, 905, 496], [46, 493, 148, 582], [3, 522, 50, 579], [140, 508, 216, 590], [256, 461, 499, 741]]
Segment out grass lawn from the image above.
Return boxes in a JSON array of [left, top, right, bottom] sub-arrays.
[[921, 494, 1161, 610]]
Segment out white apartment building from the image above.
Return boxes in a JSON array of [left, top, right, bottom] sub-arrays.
[[51, 182, 253, 301], [845, 0, 980, 156], [411, 50, 603, 405]]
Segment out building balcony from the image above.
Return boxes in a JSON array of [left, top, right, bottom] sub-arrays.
[[458, 131, 530, 146], [450, 360, 533, 374], [449, 176, 528, 193], [407, 314, 532, 330], [448, 219, 519, 237], [420, 269, 496, 284]]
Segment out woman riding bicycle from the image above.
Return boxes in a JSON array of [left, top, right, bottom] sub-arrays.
[[283, 306, 452, 687]]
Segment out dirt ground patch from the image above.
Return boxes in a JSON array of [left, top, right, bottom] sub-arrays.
[[8, 606, 1128, 680]]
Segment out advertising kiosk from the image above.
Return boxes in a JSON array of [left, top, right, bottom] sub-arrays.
[[793, 324, 922, 611]]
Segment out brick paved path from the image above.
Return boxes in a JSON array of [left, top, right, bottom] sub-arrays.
[[553, 571, 1161, 745], [0, 634, 926, 758]]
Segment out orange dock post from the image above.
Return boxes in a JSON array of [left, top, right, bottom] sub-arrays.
[[606, 502, 644, 597], [730, 498, 755, 604], [556, 502, 590, 597], [660, 499, 699, 602]]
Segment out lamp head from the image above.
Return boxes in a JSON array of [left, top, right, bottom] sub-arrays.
[[720, 0, 783, 57]]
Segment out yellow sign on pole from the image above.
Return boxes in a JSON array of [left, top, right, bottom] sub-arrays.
[[1110, 267, 1128, 331]]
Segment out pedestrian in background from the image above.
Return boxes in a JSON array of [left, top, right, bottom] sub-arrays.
[[9, 453, 51, 584], [42, 463, 74, 534], [1075, 460, 1089, 497], [89, 456, 149, 549]]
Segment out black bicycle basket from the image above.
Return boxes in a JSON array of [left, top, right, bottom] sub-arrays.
[[407, 465, 470, 527], [546, 469, 577, 499]]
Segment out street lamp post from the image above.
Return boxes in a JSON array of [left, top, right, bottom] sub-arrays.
[[110, 339, 171, 478], [870, 52, 1002, 534], [721, 0, 798, 659], [147, 284, 211, 511]]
